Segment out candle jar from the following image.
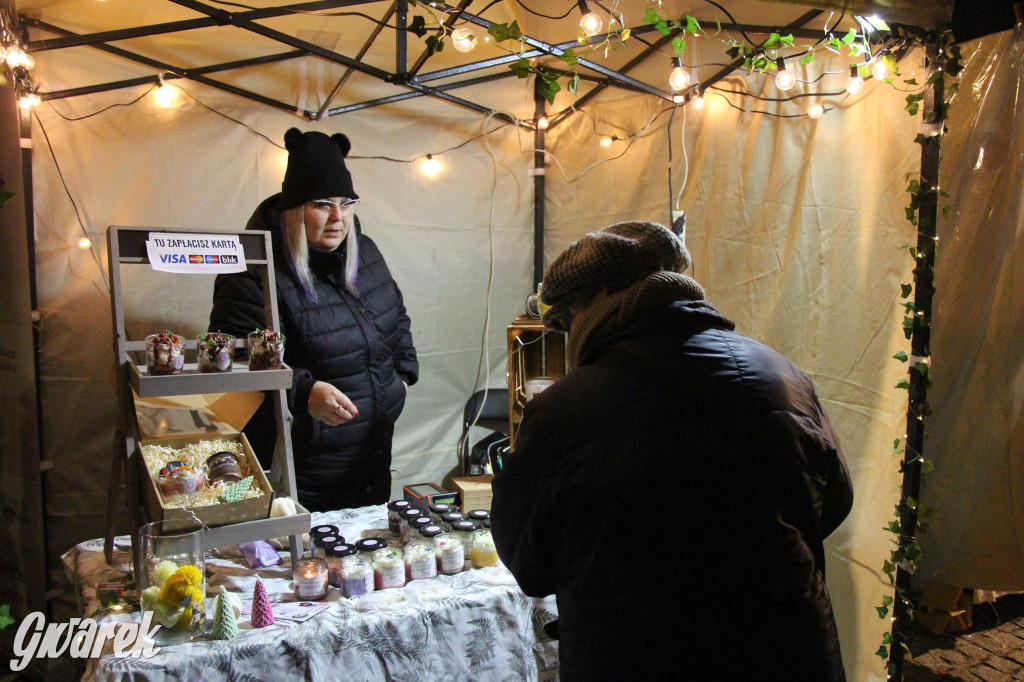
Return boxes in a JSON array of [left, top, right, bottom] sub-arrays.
[[340, 555, 375, 597], [471, 528, 499, 569], [434, 534, 465, 575], [387, 500, 412, 537], [372, 548, 406, 590], [313, 534, 343, 560], [145, 331, 185, 376], [428, 503, 454, 521], [399, 508, 424, 545], [137, 521, 206, 644], [310, 524, 339, 543], [355, 537, 388, 563], [404, 542, 437, 582], [450, 520, 478, 560], [293, 556, 329, 600], [326, 543, 356, 587], [409, 516, 434, 538], [440, 511, 465, 528], [247, 329, 285, 371], [196, 332, 235, 373], [467, 509, 490, 525], [205, 451, 243, 486]]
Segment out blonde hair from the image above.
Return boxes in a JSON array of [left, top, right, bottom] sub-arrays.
[[280, 205, 360, 300]]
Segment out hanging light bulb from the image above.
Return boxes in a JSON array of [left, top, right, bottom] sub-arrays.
[[536, 116, 549, 130], [18, 92, 40, 110], [5, 45, 29, 69], [578, 1, 604, 36], [419, 154, 441, 178], [807, 103, 824, 119], [668, 58, 691, 93], [153, 75, 178, 108], [691, 94, 705, 110], [451, 27, 476, 53], [599, 135, 613, 147], [845, 65, 864, 94], [871, 56, 889, 80], [78, 236, 93, 250], [774, 57, 796, 91]]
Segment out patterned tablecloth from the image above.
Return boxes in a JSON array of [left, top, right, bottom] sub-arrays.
[[62, 505, 560, 681]]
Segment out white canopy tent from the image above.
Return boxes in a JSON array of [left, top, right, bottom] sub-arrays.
[[4, 1, 1021, 680]]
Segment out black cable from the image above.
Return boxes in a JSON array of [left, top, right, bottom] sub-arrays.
[[709, 89, 835, 118], [513, 0, 577, 20], [32, 109, 111, 292], [708, 83, 848, 101], [702, 0, 757, 47], [45, 85, 157, 121], [172, 84, 284, 148]]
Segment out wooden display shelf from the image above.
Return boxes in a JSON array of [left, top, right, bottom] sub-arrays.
[[129, 361, 293, 398]]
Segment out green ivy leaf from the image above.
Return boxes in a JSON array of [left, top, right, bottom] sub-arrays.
[[425, 34, 444, 55], [407, 15, 427, 38], [764, 32, 782, 50], [0, 604, 13, 629], [829, 37, 843, 52], [488, 20, 522, 43], [654, 18, 671, 35], [0, 189, 13, 209], [509, 58, 532, 79], [876, 644, 888, 658], [685, 15, 701, 34], [558, 49, 579, 67], [672, 36, 687, 55], [875, 606, 889, 619], [885, 520, 901, 534], [893, 350, 909, 362], [882, 595, 894, 607], [800, 52, 815, 65], [841, 28, 857, 44], [896, 378, 910, 390], [643, 7, 663, 24], [900, 283, 913, 298], [883, 559, 896, 575], [942, 204, 952, 217], [753, 56, 768, 71], [568, 73, 580, 95], [726, 43, 742, 59], [914, 361, 929, 375], [538, 74, 561, 104]]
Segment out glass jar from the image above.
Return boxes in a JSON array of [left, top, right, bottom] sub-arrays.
[[387, 500, 412, 536], [196, 332, 235, 373], [399, 508, 425, 545], [372, 547, 406, 590], [416, 524, 445, 542], [440, 511, 465, 528], [145, 332, 185, 376], [310, 524, 339, 543], [409, 516, 434, 539], [355, 537, 388, 563], [313, 534, 343, 560], [293, 555, 329, 600], [340, 555, 374, 597], [450, 520, 478, 560], [471, 528, 499, 568], [137, 521, 206, 644], [434, 533, 465, 575], [205, 451, 243, 486], [246, 330, 286, 371], [428, 502, 454, 521], [325, 543, 356, 587], [467, 509, 490, 525], [404, 542, 437, 581]]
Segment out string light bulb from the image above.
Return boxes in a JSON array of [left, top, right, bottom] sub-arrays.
[[845, 65, 864, 94], [451, 27, 476, 53], [871, 57, 889, 81], [536, 116, 549, 130], [599, 135, 613, 147], [419, 154, 441, 178], [577, 1, 604, 36], [153, 75, 178, 108], [807, 103, 824, 119], [5, 46, 34, 70], [18, 92, 40, 110], [77, 236, 93, 250], [668, 58, 691, 93], [774, 57, 796, 91], [691, 93, 705, 110]]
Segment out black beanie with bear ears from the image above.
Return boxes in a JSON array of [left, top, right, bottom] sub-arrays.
[[279, 127, 358, 209]]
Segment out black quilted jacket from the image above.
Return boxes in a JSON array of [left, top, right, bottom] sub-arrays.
[[209, 194, 418, 511], [491, 299, 853, 681]]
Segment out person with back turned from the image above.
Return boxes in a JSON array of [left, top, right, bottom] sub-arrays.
[[490, 220, 853, 681]]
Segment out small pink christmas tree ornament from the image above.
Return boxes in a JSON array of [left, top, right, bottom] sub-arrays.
[[250, 577, 275, 628]]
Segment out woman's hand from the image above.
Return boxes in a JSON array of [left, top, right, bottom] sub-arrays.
[[307, 381, 359, 426]]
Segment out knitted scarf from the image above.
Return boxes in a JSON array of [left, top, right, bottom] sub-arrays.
[[565, 271, 706, 371]]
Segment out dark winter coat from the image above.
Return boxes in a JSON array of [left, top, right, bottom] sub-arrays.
[[491, 299, 853, 681], [208, 194, 418, 511]]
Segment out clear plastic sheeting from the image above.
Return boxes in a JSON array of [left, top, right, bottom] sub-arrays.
[[914, 28, 1024, 594]]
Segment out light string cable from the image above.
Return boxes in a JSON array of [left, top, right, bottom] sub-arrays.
[[31, 108, 111, 295], [672, 99, 689, 213]]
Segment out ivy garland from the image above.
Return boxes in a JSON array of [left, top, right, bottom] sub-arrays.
[[875, 32, 963, 681]]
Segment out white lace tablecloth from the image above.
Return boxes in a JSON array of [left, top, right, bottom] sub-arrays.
[[62, 505, 559, 681]]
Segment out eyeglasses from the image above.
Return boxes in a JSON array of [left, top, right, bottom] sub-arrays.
[[309, 198, 359, 212]]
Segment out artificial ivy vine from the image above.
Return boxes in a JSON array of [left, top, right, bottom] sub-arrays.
[[875, 31, 963, 681]]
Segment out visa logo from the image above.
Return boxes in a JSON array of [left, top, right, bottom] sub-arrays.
[[159, 254, 189, 264]]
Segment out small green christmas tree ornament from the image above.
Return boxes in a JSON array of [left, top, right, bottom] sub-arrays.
[[211, 586, 239, 639], [217, 475, 254, 503]]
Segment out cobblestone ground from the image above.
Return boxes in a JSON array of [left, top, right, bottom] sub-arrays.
[[904, 593, 1024, 682]]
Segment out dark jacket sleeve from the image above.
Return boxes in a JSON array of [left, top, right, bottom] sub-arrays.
[[390, 286, 418, 387], [817, 407, 854, 538], [490, 401, 560, 598]]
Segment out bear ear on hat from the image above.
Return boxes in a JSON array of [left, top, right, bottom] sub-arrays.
[[284, 127, 305, 152], [331, 133, 352, 158]]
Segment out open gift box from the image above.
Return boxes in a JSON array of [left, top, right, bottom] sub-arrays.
[[134, 391, 274, 533]]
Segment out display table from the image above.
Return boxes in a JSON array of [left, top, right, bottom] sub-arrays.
[[62, 505, 559, 681]]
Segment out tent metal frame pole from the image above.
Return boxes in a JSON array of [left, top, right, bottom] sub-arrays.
[[888, 36, 942, 682], [326, 71, 519, 116], [315, 2, 397, 119], [406, 0, 474, 78], [532, 79, 545, 291]]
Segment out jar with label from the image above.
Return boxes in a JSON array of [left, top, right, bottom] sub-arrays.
[[325, 543, 356, 587], [313, 534, 343, 559], [206, 451, 243, 485], [355, 537, 388, 563], [387, 500, 412, 536], [403, 542, 437, 581], [372, 547, 406, 590], [310, 524, 339, 541], [409, 516, 434, 539], [399, 508, 425, 545], [450, 520, 478, 560], [440, 511, 465, 528], [340, 555, 374, 597], [433, 533, 465, 575], [293, 555, 329, 600], [428, 502, 454, 521], [467, 509, 490, 525], [416, 524, 445, 543], [471, 528, 499, 568]]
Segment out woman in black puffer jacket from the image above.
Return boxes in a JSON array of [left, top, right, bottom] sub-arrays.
[[209, 128, 418, 511]]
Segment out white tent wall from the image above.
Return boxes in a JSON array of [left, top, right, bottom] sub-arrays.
[[914, 28, 1024, 593], [541, 51, 922, 679], [20, 16, 945, 682]]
